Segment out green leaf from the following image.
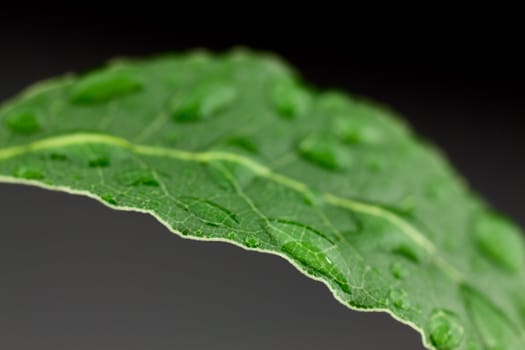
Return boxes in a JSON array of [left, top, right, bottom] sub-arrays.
[[0, 50, 524, 350]]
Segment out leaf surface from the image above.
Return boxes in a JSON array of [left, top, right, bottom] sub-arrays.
[[1, 50, 524, 349]]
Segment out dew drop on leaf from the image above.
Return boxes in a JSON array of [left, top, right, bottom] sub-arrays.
[[392, 242, 423, 264], [334, 116, 383, 145], [5, 110, 41, 134], [88, 156, 110, 168], [193, 229, 204, 237], [13, 166, 44, 180], [224, 136, 259, 154], [244, 236, 260, 248], [428, 309, 464, 350], [271, 80, 311, 119], [49, 152, 68, 161], [70, 72, 143, 104], [298, 135, 349, 170], [390, 261, 408, 279], [170, 82, 236, 122], [474, 211, 524, 272], [101, 193, 117, 205], [388, 288, 410, 310]]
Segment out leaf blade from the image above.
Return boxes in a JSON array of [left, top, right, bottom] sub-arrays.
[[1, 50, 524, 350]]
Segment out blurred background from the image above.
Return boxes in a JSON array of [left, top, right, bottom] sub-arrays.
[[0, 15, 523, 349]]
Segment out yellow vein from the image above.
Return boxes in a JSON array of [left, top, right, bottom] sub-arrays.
[[0, 132, 462, 280]]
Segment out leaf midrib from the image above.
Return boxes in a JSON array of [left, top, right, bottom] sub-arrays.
[[0, 132, 463, 282]]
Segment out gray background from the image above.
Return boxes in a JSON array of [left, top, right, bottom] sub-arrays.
[[0, 19, 523, 349]]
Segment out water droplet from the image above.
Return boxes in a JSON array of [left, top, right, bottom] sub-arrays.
[[244, 236, 260, 248], [392, 242, 423, 263], [298, 135, 349, 170], [5, 111, 40, 134], [225, 136, 259, 154], [334, 116, 383, 145], [101, 193, 117, 205], [13, 166, 44, 180], [271, 80, 311, 119], [390, 261, 408, 279], [281, 241, 350, 294], [117, 169, 159, 187], [474, 211, 524, 272], [88, 156, 110, 168], [181, 197, 238, 228], [71, 72, 142, 104], [49, 152, 68, 161], [302, 190, 323, 207], [388, 288, 410, 310], [428, 309, 464, 350], [170, 82, 236, 122]]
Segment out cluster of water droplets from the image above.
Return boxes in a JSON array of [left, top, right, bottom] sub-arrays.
[[1, 54, 524, 350]]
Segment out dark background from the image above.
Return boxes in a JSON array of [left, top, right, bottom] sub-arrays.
[[0, 15, 523, 349]]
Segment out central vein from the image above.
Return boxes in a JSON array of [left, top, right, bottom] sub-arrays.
[[0, 132, 463, 281]]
